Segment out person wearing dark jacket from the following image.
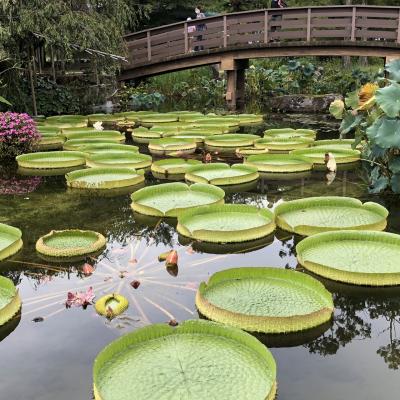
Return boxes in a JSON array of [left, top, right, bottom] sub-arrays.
[[271, 0, 286, 35]]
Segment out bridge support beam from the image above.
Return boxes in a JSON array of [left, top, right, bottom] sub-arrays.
[[222, 58, 249, 111]]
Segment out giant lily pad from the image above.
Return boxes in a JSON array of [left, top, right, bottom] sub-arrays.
[[64, 138, 125, 150], [93, 320, 277, 400], [290, 148, 360, 164], [131, 182, 225, 217], [151, 159, 202, 179], [63, 130, 124, 141], [312, 139, 357, 150], [297, 230, 400, 286], [76, 143, 139, 155], [185, 163, 259, 186], [232, 114, 264, 126], [245, 154, 313, 173], [0, 276, 21, 327], [131, 127, 162, 144], [275, 196, 388, 236], [177, 204, 276, 243], [148, 138, 197, 156], [86, 152, 152, 170], [37, 136, 65, 151], [16, 151, 86, 169], [36, 229, 106, 260], [255, 137, 314, 152], [205, 134, 260, 149], [66, 167, 145, 190], [197, 267, 333, 333], [0, 223, 23, 261], [264, 128, 316, 139], [139, 114, 179, 127]]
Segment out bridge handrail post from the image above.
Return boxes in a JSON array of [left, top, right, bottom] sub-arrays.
[[264, 10, 269, 43], [223, 15, 228, 48], [351, 6, 357, 41], [307, 8, 311, 42], [397, 8, 400, 43], [184, 22, 189, 53], [147, 31, 152, 61]]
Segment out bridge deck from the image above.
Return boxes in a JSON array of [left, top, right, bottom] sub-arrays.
[[122, 5, 400, 80]]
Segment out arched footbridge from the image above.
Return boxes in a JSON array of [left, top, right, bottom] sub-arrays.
[[122, 5, 400, 109]]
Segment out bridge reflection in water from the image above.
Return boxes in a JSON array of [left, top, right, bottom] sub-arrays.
[[122, 6, 400, 109]]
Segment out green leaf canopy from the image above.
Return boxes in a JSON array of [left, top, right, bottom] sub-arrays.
[[376, 84, 400, 118], [366, 118, 400, 149]]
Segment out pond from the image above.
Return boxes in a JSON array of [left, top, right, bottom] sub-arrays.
[[0, 114, 399, 400]]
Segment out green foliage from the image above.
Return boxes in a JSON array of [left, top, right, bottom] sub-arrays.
[[117, 85, 165, 111]]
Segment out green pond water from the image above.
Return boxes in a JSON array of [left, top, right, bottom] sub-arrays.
[[0, 114, 400, 399]]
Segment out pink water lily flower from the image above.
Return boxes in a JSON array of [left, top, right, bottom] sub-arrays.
[[66, 287, 95, 309]]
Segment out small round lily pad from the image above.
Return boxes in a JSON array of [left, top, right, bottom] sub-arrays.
[[16, 151, 86, 169], [297, 230, 400, 286], [93, 320, 277, 400], [95, 294, 129, 318], [36, 229, 106, 260], [275, 196, 388, 236], [196, 267, 333, 333], [86, 152, 152, 170], [66, 167, 145, 190], [131, 182, 225, 217], [0, 276, 21, 327], [0, 223, 23, 261], [245, 154, 313, 173], [177, 204, 276, 243], [185, 163, 259, 186]]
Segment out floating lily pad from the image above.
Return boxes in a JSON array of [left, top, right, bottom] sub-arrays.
[[63, 130, 123, 141], [312, 139, 357, 150], [264, 128, 316, 139], [233, 114, 264, 126], [36, 229, 106, 260], [76, 143, 139, 155], [290, 148, 360, 164], [16, 151, 86, 169], [297, 230, 400, 286], [66, 167, 145, 190], [255, 137, 314, 152], [131, 182, 225, 217], [185, 163, 259, 186], [139, 115, 179, 127], [162, 132, 210, 144], [37, 136, 65, 151], [0, 276, 21, 327], [275, 196, 388, 236], [235, 147, 269, 157], [86, 152, 152, 170], [131, 127, 162, 144], [197, 267, 333, 333], [0, 223, 23, 261], [245, 154, 313, 173], [95, 294, 129, 318], [93, 320, 277, 400], [151, 159, 202, 179], [148, 138, 197, 156], [64, 138, 126, 150], [205, 134, 260, 149], [177, 204, 276, 243]]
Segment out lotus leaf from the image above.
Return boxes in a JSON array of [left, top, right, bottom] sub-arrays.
[[255, 137, 314, 152], [66, 167, 144, 190], [36, 229, 106, 259], [205, 134, 260, 149], [245, 154, 313, 173], [0, 223, 23, 261], [290, 148, 360, 164], [86, 152, 152, 170], [197, 267, 333, 333], [148, 138, 197, 156], [131, 182, 225, 217], [297, 230, 400, 286], [385, 58, 400, 82], [366, 117, 400, 149], [93, 320, 277, 400], [275, 196, 388, 236], [95, 294, 129, 318], [0, 276, 21, 327], [375, 83, 400, 118], [177, 204, 276, 243], [329, 99, 345, 119], [16, 151, 86, 169], [151, 159, 201, 177], [185, 163, 259, 186]]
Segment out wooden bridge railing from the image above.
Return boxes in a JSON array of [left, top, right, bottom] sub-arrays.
[[124, 5, 400, 68]]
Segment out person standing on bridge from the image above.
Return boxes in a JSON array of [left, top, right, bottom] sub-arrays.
[[271, 0, 287, 37], [195, 6, 206, 51]]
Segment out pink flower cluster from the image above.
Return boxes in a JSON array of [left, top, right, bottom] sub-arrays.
[[0, 176, 42, 195], [0, 112, 41, 157]]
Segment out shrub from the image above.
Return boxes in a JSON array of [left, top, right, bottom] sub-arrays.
[[0, 112, 41, 159]]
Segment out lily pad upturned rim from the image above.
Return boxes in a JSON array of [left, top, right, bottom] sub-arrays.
[[275, 196, 388, 236], [0, 276, 21, 327], [131, 182, 225, 217], [185, 163, 260, 186], [86, 152, 152, 169], [0, 223, 23, 262], [36, 229, 106, 258], [177, 204, 276, 243], [93, 319, 277, 400], [95, 294, 129, 317], [66, 167, 145, 190], [63, 138, 126, 150], [254, 137, 314, 151], [37, 137, 65, 151], [77, 143, 139, 154], [16, 151, 86, 169], [290, 148, 361, 164], [205, 134, 260, 148], [245, 154, 313, 173], [297, 230, 400, 286], [151, 158, 202, 176], [264, 128, 316, 139], [63, 130, 123, 140], [148, 138, 197, 155], [196, 267, 334, 333]]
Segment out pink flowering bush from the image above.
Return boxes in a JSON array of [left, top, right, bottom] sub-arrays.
[[0, 112, 41, 158]]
